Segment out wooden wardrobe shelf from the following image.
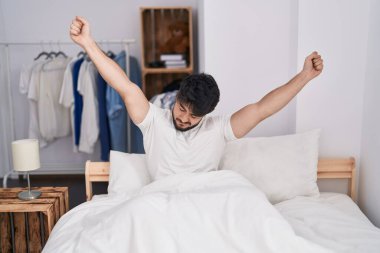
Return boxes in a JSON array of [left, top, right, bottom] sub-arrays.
[[142, 67, 193, 74], [140, 7, 194, 100]]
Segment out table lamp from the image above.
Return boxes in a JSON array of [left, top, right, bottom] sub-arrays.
[[11, 139, 41, 200]]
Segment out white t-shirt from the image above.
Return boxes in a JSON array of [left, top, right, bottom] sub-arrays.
[[29, 58, 71, 142], [21, 61, 47, 147], [59, 57, 79, 152], [19, 63, 34, 94], [137, 102, 237, 180], [77, 61, 99, 154]]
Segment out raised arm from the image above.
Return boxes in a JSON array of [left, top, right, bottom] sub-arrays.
[[69, 16, 149, 124], [231, 51, 324, 138]]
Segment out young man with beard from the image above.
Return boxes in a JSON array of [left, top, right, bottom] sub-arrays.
[[70, 16, 324, 180]]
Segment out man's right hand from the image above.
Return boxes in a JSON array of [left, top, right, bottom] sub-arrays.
[[70, 16, 93, 49]]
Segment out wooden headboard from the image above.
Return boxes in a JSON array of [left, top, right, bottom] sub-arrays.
[[85, 157, 356, 202]]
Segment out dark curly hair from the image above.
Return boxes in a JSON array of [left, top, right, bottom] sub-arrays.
[[176, 73, 220, 117]]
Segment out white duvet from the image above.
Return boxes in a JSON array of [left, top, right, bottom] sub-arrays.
[[43, 170, 331, 253], [275, 193, 380, 253]]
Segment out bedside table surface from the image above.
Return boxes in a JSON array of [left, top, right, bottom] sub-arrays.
[[0, 187, 69, 214], [0, 187, 69, 253]]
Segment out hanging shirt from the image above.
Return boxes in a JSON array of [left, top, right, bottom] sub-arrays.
[[59, 57, 78, 151], [150, 90, 178, 110], [97, 72, 111, 161], [137, 103, 237, 180], [19, 63, 34, 94], [77, 60, 99, 154], [59, 57, 84, 152], [72, 58, 85, 148], [20, 61, 47, 147], [106, 51, 144, 153], [30, 57, 71, 141]]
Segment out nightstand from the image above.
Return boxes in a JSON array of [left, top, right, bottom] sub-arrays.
[[0, 187, 69, 252]]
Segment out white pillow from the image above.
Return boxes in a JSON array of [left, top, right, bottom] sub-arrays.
[[219, 129, 321, 204], [108, 151, 151, 195]]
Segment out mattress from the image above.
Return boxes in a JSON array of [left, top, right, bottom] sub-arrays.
[[275, 192, 380, 253]]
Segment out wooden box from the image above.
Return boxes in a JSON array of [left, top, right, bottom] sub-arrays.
[[140, 7, 193, 99], [0, 187, 69, 253]]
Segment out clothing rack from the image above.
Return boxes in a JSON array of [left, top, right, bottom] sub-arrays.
[[1, 39, 136, 187]]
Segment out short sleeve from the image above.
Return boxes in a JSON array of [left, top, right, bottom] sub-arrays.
[[27, 65, 42, 101], [59, 62, 74, 107], [77, 61, 87, 96], [136, 102, 155, 134], [19, 64, 32, 94], [221, 115, 237, 142]]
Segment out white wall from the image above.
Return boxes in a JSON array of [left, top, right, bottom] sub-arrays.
[[296, 0, 369, 158], [200, 0, 380, 225], [200, 0, 298, 137], [296, 0, 370, 200], [0, 0, 14, 178], [0, 0, 198, 176], [358, 0, 380, 227], [0, 3, 4, 40]]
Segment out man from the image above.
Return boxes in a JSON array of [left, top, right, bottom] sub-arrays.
[[70, 16, 324, 180]]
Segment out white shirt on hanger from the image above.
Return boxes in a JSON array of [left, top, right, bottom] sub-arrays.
[[59, 57, 80, 152], [19, 63, 34, 94], [19, 61, 47, 147], [29, 57, 71, 142], [77, 60, 99, 154]]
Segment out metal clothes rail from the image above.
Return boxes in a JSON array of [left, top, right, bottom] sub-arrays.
[[1, 39, 136, 187]]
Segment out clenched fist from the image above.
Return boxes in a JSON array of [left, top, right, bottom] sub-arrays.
[[69, 16, 93, 49], [302, 51, 324, 80]]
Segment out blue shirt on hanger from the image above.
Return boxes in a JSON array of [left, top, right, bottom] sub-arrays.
[[106, 51, 144, 153], [97, 72, 111, 161], [72, 58, 84, 147]]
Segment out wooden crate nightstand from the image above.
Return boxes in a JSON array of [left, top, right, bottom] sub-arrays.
[[0, 187, 69, 252]]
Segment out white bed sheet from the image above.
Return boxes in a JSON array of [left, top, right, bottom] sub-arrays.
[[275, 192, 380, 253], [43, 171, 331, 253]]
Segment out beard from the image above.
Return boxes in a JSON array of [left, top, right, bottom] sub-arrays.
[[171, 111, 201, 132]]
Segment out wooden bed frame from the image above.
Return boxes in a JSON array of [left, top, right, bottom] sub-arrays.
[[85, 157, 356, 202]]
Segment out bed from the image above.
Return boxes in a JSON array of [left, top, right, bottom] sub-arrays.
[[42, 131, 380, 253], [83, 158, 356, 201]]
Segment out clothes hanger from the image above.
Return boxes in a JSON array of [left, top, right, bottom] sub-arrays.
[[34, 41, 50, 60], [46, 41, 57, 59], [55, 51, 67, 58], [55, 41, 68, 58], [34, 51, 50, 61], [105, 41, 115, 58], [77, 51, 86, 58], [106, 50, 115, 58], [77, 51, 90, 61]]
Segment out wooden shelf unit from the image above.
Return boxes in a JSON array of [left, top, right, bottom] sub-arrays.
[[140, 6, 193, 99]]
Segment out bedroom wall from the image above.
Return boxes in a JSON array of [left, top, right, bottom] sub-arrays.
[[296, 0, 369, 160], [200, 0, 379, 225], [0, 0, 198, 176], [358, 0, 380, 228], [0, 1, 14, 178], [295, 0, 371, 215], [199, 0, 298, 137]]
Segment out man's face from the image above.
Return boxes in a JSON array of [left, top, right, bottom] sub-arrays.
[[172, 100, 203, 132]]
